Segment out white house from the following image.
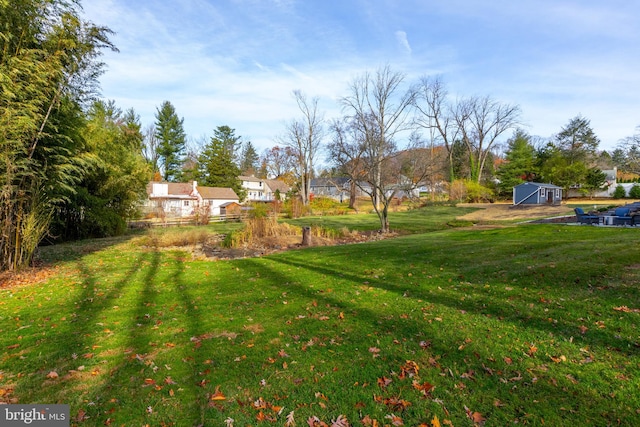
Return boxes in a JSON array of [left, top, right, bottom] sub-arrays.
[[239, 176, 290, 201], [144, 181, 239, 218]]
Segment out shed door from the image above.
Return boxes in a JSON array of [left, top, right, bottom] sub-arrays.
[[547, 191, 553, 204]]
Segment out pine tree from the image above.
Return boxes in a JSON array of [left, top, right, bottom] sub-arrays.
[[155, 101, 186, 182], [496, 130, 537, 196], [197, 128, 246, 200], [239, 141, 259, 174]]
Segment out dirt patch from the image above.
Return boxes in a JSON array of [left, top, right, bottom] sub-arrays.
[[457, 203, 574, 221]]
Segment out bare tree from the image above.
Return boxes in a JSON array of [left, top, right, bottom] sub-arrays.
[[328, 118, 367, 210], [459, 96, 521, 181], [336, 66, 416, 233], [262, 145, 296, 179], [414, 76, 462, 182], [415, 77, 521, 182], [277, 90, 324, 205], [617, 126, 640, 174], [143, 124, 160, 178]]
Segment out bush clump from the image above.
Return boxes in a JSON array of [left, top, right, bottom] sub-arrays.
[[628, 184, 640, 199], [613, 185, 627, 199]]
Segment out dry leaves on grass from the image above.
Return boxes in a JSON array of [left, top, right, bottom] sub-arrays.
[[0, 267, 57, 289]]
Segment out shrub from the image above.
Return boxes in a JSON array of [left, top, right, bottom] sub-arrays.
[[450, 179, 494, 203], [223, 216, 299, 248], [613, 185, 627, 199], [629, 184, 640, 199], [310, 196, 339, 213]]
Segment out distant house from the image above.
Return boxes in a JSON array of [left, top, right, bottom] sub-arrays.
[[144, 181, 239, 218], [513, 182, 563, 206], [239, 176, 290, 201], [567, 167, 618, 198], [310, 177, 370, 201]]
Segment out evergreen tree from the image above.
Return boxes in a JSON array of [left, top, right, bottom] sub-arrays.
[[239, 141, 259, 174], [211, 125, 242, 164], [496, 130, 537, 196], [51, 101, 149, 240], [155, 101, 186, 182], [197, 129, 245, 200], [555, 115, 600, 164], [583, 167, 606, 198]]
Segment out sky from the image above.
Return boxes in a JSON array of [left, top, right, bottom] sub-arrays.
[[81, 0, 640, 154]]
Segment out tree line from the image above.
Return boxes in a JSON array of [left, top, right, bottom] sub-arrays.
[[4, 1, 640, 271]]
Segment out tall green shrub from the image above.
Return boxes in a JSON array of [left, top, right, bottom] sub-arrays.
[[628, 184, 640, 199], [613, 185, 627, 199]]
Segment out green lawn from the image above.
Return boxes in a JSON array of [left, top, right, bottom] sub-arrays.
[[1, 209, 640, 426]]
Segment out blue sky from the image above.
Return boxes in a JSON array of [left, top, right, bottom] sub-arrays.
[[82, 0, 640, 153]]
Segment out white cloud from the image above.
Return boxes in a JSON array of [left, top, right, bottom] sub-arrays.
[[395, 30, 412, 55], [83, 0, 640, 152]]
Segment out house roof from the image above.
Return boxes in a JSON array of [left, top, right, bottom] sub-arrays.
[[198, 186, 239, 200], [147, 181, 197, 198], [266, 179, 290, 194], [147, 181, 239, 200], [239, 175, 263, 183], [514, 182, 563, 190], [311, 177, 350, 187]]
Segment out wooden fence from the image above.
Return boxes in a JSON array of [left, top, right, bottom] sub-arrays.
[[128, 214, 243, 229]]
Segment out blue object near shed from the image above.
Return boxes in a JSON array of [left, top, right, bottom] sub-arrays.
[[513, 182, 563, 206]]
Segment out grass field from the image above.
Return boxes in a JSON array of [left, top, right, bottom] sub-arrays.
[[1, 207, 640, 426]]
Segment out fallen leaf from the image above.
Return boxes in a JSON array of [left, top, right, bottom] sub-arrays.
[[210, 386, 226, 401], [46, 371, 59, 379], [412, 380, 435, 396], [360, 415, 376, 426], [465, 406, 486, 425], [307, 416, 329, 427], [377, 376, 392, 388], [285, 411, 296, 427], [331, 414, 349, 427], [384, 414, 404, 426], [399, 360, 419, 379], [75, 409, 88, 422], [431, 416, 441, 427], [613, 306, 640, 313]]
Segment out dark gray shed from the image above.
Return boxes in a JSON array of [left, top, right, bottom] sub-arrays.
[[513, 182, 563, 206]]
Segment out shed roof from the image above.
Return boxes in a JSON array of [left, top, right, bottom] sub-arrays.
[[514, 182, 562, 190]]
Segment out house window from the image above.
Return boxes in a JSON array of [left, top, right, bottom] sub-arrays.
[[555, 189, 560, 198], [184, 200, 190, 206], [539, 188, 545, 197], [259, 181, 263, 187]]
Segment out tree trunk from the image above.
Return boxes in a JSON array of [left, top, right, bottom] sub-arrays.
[[301, 226, 311, 246], [349, 180, 357, 210]]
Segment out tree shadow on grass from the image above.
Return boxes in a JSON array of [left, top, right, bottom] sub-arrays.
[[234, 250, 640, 424], [263, 250, 640, 356]]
